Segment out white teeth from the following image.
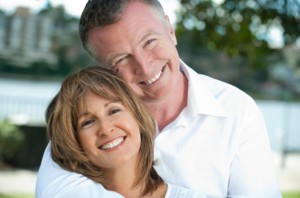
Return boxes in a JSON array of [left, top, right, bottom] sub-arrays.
[[146, 70, 162, 85], [100, 137, 124, 150]]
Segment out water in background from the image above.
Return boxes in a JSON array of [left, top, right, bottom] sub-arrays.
[[0, 78, 299, 151], [257, 100, 300, 152], [0, 78, 61, 126]]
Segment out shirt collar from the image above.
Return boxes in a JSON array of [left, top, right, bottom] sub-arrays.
[[180, 60, 228, 118]]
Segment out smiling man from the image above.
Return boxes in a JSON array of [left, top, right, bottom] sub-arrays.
[[36, 1, 282, 197]]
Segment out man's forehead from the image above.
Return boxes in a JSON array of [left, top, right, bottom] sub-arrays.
[[89, 27, 158, 61]]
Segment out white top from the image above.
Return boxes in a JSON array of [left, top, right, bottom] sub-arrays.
[[35, 61, 281, 198]]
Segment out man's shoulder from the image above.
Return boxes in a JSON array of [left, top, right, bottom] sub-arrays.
[[188, 66, 253, 102], [185, 65, 258, 115]]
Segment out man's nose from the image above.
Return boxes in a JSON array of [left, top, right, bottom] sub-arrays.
[[133, 51, 151, 75]]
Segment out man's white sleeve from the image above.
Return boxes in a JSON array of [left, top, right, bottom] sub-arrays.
[[35, 143, 123, 198], [228, 105, 282, 197]]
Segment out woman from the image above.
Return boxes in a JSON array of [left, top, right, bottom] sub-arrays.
[[46, 66, 204, 197]]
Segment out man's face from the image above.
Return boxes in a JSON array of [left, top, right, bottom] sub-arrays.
[[87, 2, 182, 104]]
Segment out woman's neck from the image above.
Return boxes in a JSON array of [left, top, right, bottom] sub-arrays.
[[104, 165, 167, 198], [104, 162, 141, 197]]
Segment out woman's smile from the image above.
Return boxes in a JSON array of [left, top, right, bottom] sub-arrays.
[[99, 136, 126, 150]]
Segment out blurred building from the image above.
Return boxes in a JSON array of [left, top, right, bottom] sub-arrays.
[[0, 7, 57, 67], [0, 5, 94, 126]]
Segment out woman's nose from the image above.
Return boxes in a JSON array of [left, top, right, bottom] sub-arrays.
[[98, 120, 114, 136]]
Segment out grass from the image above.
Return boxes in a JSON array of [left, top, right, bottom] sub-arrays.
[[0, 194, 34, 198], [282, 192, 300, 198]]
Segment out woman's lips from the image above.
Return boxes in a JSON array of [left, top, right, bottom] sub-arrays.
[[99, 136, 125, 150]]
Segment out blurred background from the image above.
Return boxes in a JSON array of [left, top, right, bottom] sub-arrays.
[[0, 0, 299, 197]]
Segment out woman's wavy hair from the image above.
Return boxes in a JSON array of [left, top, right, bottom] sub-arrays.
[[46, 66, 163, 195]]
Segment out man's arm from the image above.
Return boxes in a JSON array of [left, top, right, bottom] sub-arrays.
[[35, 143, 123, 198], [228, 104, 282, 198]]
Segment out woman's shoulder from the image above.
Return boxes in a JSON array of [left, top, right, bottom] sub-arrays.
[[165, 183, 207, 198]]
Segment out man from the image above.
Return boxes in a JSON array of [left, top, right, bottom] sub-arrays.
[[36, 0, 281, 197]]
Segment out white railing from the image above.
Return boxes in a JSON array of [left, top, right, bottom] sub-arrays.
[[0, 94, 51, 126], [0, 77, 60, 126]]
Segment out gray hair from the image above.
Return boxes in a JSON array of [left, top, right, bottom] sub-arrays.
[[79, 0, 165, 58]]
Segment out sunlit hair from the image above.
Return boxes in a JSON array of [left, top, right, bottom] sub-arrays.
[[79, 0, 165, 58], [46, 66, 163, 195]]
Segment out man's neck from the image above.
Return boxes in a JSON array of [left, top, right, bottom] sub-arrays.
[[148, 72, 188, 131]]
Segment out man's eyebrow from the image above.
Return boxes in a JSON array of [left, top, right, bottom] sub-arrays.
[[138, 30, 158, 44]]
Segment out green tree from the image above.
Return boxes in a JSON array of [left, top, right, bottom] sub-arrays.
[[176, 0, 300, 69]]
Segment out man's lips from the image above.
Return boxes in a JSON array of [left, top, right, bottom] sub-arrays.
[[140, 66, 165, 85], [99, 137, 125, 150], [145, 70, 162, 85]]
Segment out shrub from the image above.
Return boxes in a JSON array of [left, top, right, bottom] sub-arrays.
[[0, 120, 24, 162]]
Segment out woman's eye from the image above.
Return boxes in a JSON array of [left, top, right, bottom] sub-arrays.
[[81, 119, 94, 128], [109, 108, 121, 115]]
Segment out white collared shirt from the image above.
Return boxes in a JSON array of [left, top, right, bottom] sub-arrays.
[[154, 61, 281, 197]]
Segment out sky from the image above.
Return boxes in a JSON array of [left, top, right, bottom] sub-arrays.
[[0, 0, 180, 24]]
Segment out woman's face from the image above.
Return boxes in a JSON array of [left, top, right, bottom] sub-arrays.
[[77, 92, 141, 171]]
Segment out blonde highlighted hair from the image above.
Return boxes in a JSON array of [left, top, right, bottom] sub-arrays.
[[46, 66, 163, 195]]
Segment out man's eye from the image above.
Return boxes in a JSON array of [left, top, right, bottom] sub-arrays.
[[145, 39, 155, 46], [81, 119, 94, 128], [115, 56, 128, 65]]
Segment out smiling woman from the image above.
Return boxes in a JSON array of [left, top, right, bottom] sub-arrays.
[[44, 66, 204, 198], [46, 66, 163, 197]]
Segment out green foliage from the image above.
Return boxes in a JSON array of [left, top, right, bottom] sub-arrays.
[[176, 0, 300, 69], [0, 120, 24, 162], [282, 191, 300, 198]]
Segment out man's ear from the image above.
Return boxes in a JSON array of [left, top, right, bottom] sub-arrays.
[[164, 15, 177, 45]]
